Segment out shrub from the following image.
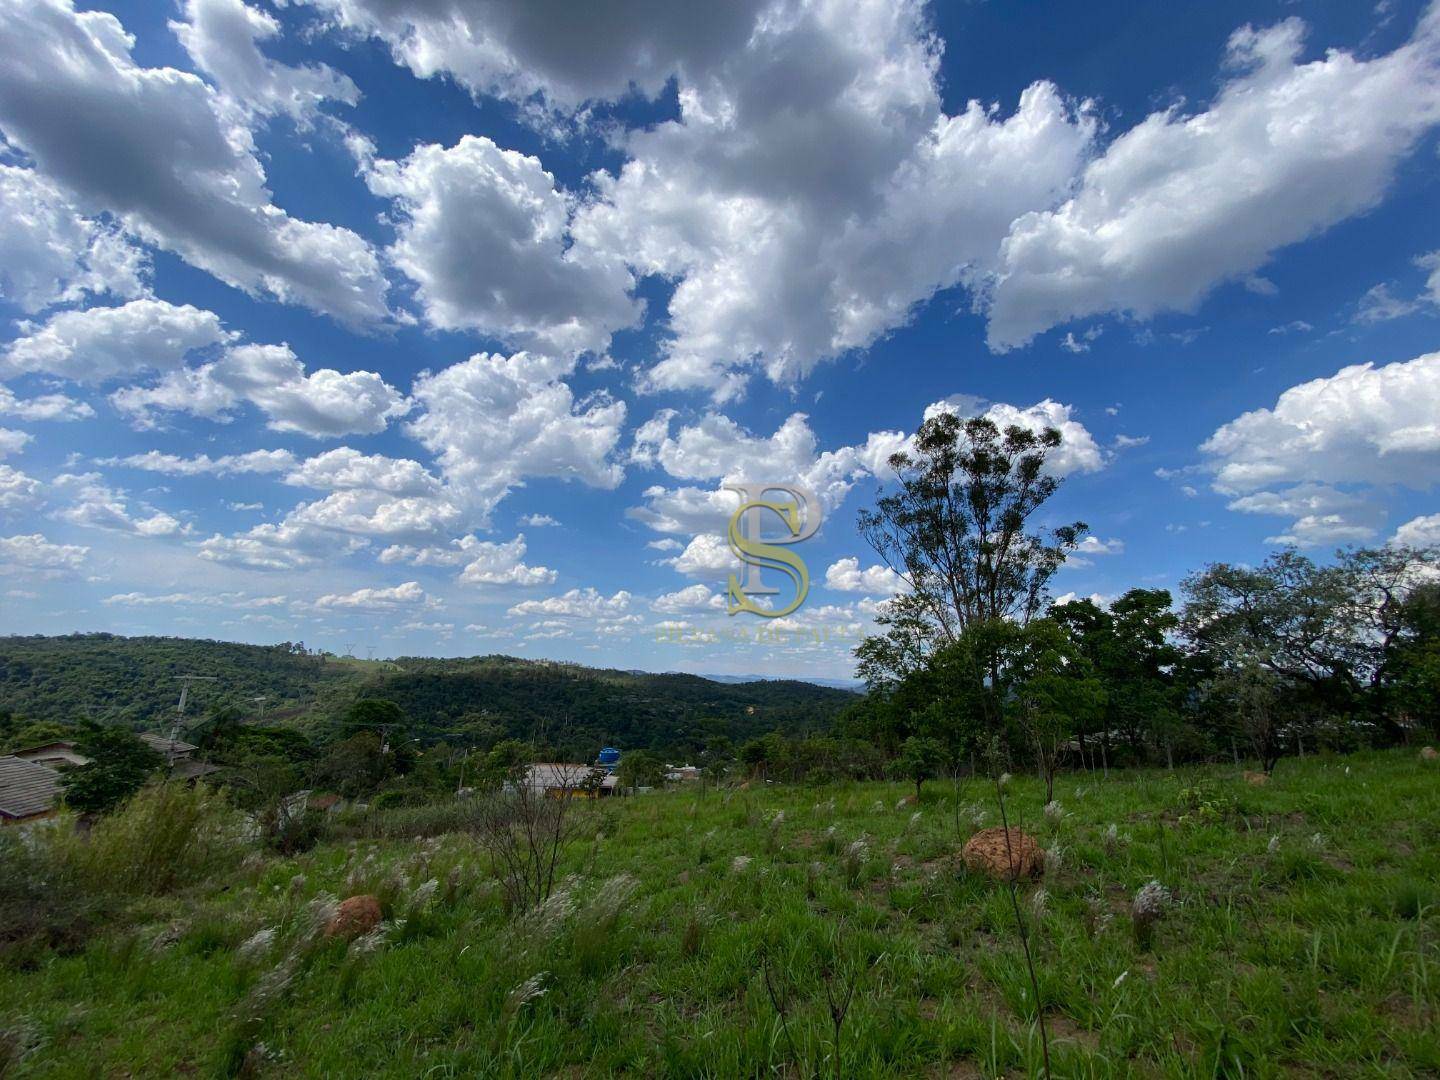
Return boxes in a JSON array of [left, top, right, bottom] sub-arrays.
[[0, 825, 99, 965], [260, 806, 322, 856], [329, 797, 487, 842], [75, 783, 249, 894]]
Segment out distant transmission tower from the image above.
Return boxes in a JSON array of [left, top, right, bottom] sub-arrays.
[[343, 642, 357, 658], [366, 645, 377, 661]]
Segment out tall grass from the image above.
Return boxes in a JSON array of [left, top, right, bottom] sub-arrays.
[[0, 751, 1437, 1077]]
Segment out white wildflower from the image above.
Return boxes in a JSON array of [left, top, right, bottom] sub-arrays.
[[998, 773, 1012, 789], [1030, 888, 1049, 918], [288, 873, 306, 894], [237, 926, 277, 962], [871, 800, 885, 813], [531, 879, 579, 934], [1043, 800, 1064, 824], [506, 971, 549, 1013], [731, 855, 752, 873], [243, 953, 298, 1013], [586, 874, 639, 924], [895, 797, 908, 812], [1086, 893, 1114, 932], [1309, 832, 1327, 849], [1267, 835, 1281, 854], [303, 892, 339, 941], [1112, 969, 1129, 989], [347, 923, 389, 958], [410, 877, 439, 910], [1044, 844, 1064, 873], [1132, 881, 1172, 919], [908, 811, 922, 829]]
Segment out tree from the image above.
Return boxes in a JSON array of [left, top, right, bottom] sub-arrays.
[[1, 719, 70, 753], [1051, 589, 1183, 768], [1383, 580, 1440, 737], [60, 724, 166, 815], [482, 739, 532, 785], [896, 735, 945, 800], [343, 698, 405, 730], [616, 749, 666, 790], [1182, 545, 1439, 744], [740, 732, 787, 780], [312, 732, 393, 798], [1207, 657, 1294, 773], [1004, 619, 1105, 801], [856, 409, 1086, 689]]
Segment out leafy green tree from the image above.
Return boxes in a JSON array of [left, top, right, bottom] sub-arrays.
[[856, 409, 1086, 689], [1380, 580, 1440, 738], [1051, 589, 1183, 767], [1003, 619, 1105, 801], [896, 735, 946, 800], [1182, 546, 1438, 744], [616, 749, 666, 789], [481, 739, 532, 785], [60, 724, 166, 815], [343, 698, 405, 729], [1, 719, 71, 753], [312, 732, 393, 798], [1205, 656, 1295, 774]]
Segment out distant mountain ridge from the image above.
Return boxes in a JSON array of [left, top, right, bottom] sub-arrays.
[[694, 672, 865, 691], [0, 634, 857, 756]]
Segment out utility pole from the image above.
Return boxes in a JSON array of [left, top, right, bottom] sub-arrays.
[[251, 695, 268, 722], [171, 676, 218, 761]]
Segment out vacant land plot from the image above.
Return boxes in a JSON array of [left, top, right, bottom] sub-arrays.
[[2, 750, 1437, 1077]]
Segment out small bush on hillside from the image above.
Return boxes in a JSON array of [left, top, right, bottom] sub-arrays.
[[260, 806, 322, 856], [75, 783, 249, 894], [329, 798, 487, 841], [0, 825, 100, 966]]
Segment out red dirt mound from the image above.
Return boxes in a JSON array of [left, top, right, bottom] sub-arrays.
[[961, 826, 1043, 881], [325, 895, 381, 939]]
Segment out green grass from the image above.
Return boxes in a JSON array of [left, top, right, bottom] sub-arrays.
[[3, 750, 1437, 1077]]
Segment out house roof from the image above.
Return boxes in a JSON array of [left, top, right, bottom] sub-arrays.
[[0, 755, 62, 819], [10, 739, 81, 756], [523, 763, 616, 790], [140, 732, 197, 756], [169, 758, 221, 781]]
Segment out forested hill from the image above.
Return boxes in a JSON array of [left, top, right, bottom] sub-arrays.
[[0, 634, 340, 725], [375, 657, 857, 755], [0, 635, 856, 754]]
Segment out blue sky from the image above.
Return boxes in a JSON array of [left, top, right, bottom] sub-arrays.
[[1, 0, 1438, 679]]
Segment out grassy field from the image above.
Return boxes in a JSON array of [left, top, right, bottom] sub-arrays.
[[2, 750, 1438, 1078]]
